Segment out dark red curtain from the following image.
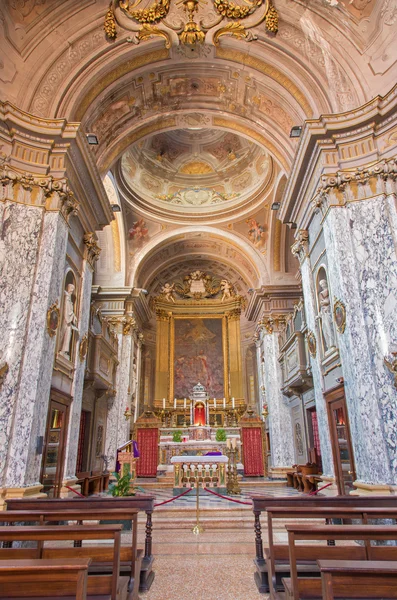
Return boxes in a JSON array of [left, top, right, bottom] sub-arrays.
[[136, 428, 158, 477], [194, 404, 205, 426], [242, 427, 264, 476]]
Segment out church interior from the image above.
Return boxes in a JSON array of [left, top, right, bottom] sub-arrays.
[[0, 0, 397, 598]]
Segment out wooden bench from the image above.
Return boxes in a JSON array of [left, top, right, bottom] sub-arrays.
[[318, 560, 397, 600], [76, 472, 110, 497], [0, 524, 127, 600], [0, 509, 141, 600], [282, 524, 397, 600], [6, 494, 155, 592], [264, 506, 397, 596], [251, 496, 397, 593], [0, 558, 92, 599]]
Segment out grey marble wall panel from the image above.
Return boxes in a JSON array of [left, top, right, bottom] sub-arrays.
[[2, 209, 68, 487], [300, 258, 335, 477], [323, 195, 397, 485]]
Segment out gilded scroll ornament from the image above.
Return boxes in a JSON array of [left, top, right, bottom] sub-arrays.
[[79, 333, 89, 361], [107, 0, 278, 47], [47, 302, 61, 337], [333, 298, 346, 334], [306, 330, 317, 358]]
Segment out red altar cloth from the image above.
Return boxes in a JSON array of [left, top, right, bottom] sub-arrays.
[[136, 428, 158, 477], [194, 404, 205, 426], [242, 427, 264, 476]]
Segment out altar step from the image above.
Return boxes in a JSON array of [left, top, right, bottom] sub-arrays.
[[144, 507, 254, 530]]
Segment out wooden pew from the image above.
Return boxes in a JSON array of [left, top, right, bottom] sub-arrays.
[[0, 558, 92, 599], [318, 560, 397, 600], [0, 509, 141, 600], [251, 495, 397, 593], [265, 505, 397, 595], [0, 524, 127, 600], [6, 494, 155, 592], [282, 524, 397, 600]]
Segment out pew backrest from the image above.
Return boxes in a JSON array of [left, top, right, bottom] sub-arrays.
[[0, 524, 123, 600], [318, 559, 397, 600], [0, 558, 91, 599]]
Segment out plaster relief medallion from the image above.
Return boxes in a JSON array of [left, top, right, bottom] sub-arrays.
[[47, 302, 60, 337], [333, 298, 346, 334], [306, 330, 317, 358], [79, 333, 89, 361]]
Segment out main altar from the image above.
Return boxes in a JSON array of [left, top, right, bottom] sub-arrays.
[[133, 270, 266, 487]]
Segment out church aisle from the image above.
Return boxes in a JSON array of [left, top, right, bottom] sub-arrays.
[[135, 485, 295, 599]]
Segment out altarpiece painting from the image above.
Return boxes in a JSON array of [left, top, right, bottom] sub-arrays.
[[172, 317, 225, 398]]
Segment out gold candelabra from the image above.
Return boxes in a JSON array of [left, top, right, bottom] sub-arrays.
[[192, 470, 204, 535], [226, 445, 241, 495]]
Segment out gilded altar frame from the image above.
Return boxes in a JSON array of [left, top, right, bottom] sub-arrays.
[[153, 297, 244, 405], [169, 314, 229, 401]]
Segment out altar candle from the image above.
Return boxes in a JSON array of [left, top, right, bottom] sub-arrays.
[[226, 438, 231, 449], [184, 398, 186, 409], [231, 437, 237, 449], [162, 398, 166, 410], [174, 397, 176, 409], [213, 397, 216, 409], [232, 397, 235, 409], [223, 397, 226, 409]]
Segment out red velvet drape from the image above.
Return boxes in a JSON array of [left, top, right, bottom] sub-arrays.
[[136, 428, 158, 477], [242, 427, 264, 476], [194, 404, 205, 426]]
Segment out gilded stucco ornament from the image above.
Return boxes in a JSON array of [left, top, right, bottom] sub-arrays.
[[47, 302, 61, 337], [333, 297, 346, 334], [106, 0, 277, 46], [306, 330, 317, 358], [79, 333, 89, 361]]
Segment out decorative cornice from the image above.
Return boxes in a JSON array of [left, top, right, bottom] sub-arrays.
[[312, 158, 397, 214], [83, 232, 101, 268], [0, 159, 80, 223], [291, 230, 309, 264]]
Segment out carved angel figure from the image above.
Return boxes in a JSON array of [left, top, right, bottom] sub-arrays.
[[220, 279, 233, 302], [161, 282, 175, 303]]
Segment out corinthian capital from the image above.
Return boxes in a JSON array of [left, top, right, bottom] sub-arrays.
[[291, 230, 309, 263], [83, 232, 101, 267]]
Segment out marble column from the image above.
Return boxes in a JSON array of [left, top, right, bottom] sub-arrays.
[[134, 334, 143, 422], [322, 192, 397, 489], [0, 182, 75, 497], [255, 337, 265, 418], [61, 235, 100, 492], [292, 232, 335, 481], [259, 325, 294, 476], [104, 315, 135, 471]]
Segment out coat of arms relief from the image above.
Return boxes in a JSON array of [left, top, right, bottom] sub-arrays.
[[155, 270, 238, 302]]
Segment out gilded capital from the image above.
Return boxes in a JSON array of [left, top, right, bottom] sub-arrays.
[[122, 316, 136, 336], [83, 232, 101, 267]]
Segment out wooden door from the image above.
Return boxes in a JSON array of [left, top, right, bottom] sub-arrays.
[[326, 386, 356, 495], [41, 399, 70, 497]]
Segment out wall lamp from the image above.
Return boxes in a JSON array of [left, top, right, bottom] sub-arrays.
[[285, 221, 298, 229], [290, 126, 302, 138], [86, 133, 99, 145], [271, 201, 281, 210], [111, 204, 121, 212]]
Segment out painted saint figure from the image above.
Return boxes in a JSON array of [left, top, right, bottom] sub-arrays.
[[318, 278, 335, 351], [59, 283, 79, 357]]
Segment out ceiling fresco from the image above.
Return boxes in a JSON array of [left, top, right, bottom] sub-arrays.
[[119, 128, 271, 211]]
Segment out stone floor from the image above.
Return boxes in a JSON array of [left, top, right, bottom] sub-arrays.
[[136, 483, 297, 599]]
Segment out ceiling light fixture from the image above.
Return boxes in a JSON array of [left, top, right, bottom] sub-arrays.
[[86, 133, 99, 145], [290, 126, 302, 138]]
